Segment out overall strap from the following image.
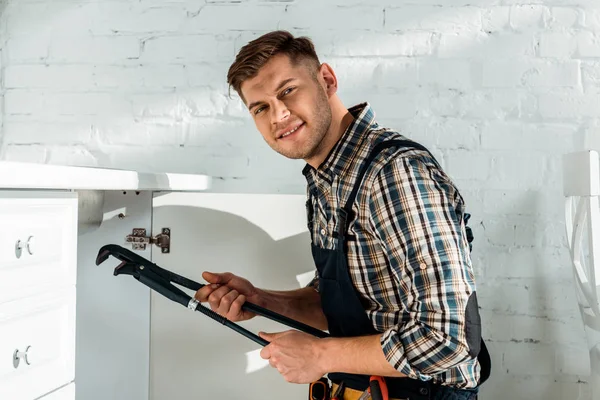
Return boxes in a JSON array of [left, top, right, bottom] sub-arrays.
[[337, 139, 435, 237]]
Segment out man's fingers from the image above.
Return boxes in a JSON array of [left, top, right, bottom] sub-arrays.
[[219, 290, 239, 317], [229, 294, 247, 320], [258, 331, 286, 341], [260, 345, 271, 360], [207, 285, 234, 312], [202, 271, 233, 285], [194, 285, 215, 302]]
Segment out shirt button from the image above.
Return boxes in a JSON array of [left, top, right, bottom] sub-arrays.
[[420, 262, 427, 270], [320, 228, 326, 235]]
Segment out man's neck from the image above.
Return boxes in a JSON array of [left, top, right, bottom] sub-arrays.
[[305, 105, 354, 169]]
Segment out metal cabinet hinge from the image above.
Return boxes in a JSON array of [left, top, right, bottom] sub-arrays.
[[125, 228, 171, 253]]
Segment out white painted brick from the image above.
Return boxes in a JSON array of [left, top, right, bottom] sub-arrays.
[[4, 90, 44, 115], [385, 6, 482, 31], [141, 35, 235, 63], [483, 375, 589, 400], [330, 32, 433, 57], [482, 122, 575, 152], [2, 144, 48, 163], [515, 220, 543, 247], [542, 221, 569, 248], [581, 61, 600, 87], [488, 154, 548, 189], [5, 90, 131, 120], [482, 59, 580, 88], [282, 6, 383, 30], [546, 7, 581, 29], [367, 92, 418, 121], [438, 32, 536, 58], [504, 343, 556, 375], [93, 121, 185, 146], [131, 90, 228, 120], [4, 2, 52, 36], [460, 90, 537, 120], [93, 4, 185, 34], [329, 58, 418, 92], [538, 91, 600, 118], [50, 36, 140, 63], [484, 313, 585, 345], [483, 189, 565, 219], [185, 4, 285, 31], [46, 145, 105, 168], [183, 118, 256, 148], [585, 9, 600, 30], [509, 5, 547, 31], [556, 344, 591, 376], [419, 60, 472, 89], [187, 63, 229, 89], [577, 31, 600, 57], [5, 65, 95, 90], [445, 150, 490, 181], [539, 32, 577, 58], [477, 280, 529, 314], [6, 35, 49, 62], [93, 66, 144, 89], [3, 122, 92, 145], [140, 65, 188, 88], [482, 7, 510, 32], [426, 118, 480, 150], [484, 219, 516, 246]]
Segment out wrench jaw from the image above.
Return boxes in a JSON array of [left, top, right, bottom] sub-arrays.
[[95, 244, 150, 277], [113, 261, 139, 277]]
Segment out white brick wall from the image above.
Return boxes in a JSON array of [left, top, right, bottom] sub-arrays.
[[1, 0, 599, 398]]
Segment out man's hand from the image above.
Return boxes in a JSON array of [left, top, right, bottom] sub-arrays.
[[194, 271, 260, 322], [259, 330, 327, 384]]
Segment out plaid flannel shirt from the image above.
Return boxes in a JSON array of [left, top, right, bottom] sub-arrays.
[[304, 103, 480, 388]]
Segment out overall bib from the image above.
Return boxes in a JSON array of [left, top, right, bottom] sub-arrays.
[[310, 140, 491, 400]]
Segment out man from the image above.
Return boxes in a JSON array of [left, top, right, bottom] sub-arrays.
[[195, 30, 490, 400]]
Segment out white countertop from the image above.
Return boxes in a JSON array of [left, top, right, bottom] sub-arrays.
[[0, 161, 212, 191]]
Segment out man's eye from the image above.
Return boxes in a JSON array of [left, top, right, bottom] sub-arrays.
[[282, 87, 294, 96], [255, 106, 266, 115]]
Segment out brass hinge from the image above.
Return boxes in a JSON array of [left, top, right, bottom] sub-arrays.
[[125, 228, 171, 253]]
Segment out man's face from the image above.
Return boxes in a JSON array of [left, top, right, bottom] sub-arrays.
[[240, 54, 332, 161]]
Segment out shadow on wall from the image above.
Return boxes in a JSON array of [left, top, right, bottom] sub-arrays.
[[150, 205, 315, 400]]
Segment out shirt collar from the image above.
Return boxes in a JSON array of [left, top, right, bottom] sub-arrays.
[[302, 102, 377, 182]]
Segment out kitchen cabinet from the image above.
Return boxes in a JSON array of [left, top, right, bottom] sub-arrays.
[[0, 161, 210, 400]]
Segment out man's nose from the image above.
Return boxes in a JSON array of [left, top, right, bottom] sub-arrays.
[[271, 100, 290, 124]]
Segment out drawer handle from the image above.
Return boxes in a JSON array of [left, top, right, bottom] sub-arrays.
[[12, 346, 31, 368], [15, 240, 23, 259], [26, 236, 35, 255]]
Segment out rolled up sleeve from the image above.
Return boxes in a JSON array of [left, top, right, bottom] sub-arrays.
[[368, 154, 480, 379]]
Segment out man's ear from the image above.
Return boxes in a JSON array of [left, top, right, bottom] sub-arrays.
[[318, 63, 338, 97]]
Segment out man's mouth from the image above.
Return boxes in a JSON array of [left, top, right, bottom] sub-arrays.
[[278, 122, 305, 139]]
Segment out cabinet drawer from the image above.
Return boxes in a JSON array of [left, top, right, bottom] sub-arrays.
[[40, 383, 75, 400], [0, 192, 77, 304], [0, 287, 76, 400]]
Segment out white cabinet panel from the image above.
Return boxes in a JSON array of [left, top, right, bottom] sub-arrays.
[[0, 192, 77, 304], [0, 287, 76, 400], [150, 193, 313, 400], [39, 383, 75, 400]]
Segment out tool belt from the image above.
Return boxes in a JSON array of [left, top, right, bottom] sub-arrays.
[[330, 383, 406, 400]]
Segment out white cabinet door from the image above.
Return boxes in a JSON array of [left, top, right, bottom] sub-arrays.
[[150, 193, 315, 400], [0, 287, 76, 400], [40, 383, 75, 400], [0, 191, 78, 304]]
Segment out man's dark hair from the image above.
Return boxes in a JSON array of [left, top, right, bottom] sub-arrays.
[[227, 30, 321, 101]]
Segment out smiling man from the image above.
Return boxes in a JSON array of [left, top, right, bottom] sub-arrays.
[[195, 30, 490, 400]]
